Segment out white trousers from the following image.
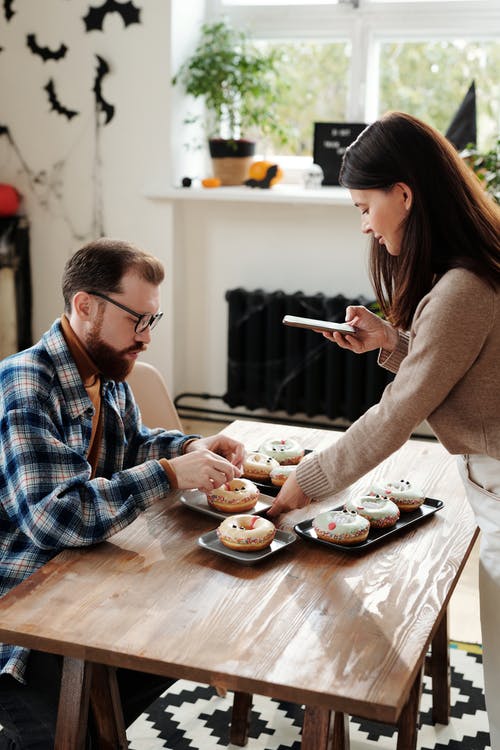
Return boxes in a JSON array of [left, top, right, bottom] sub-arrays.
[[458, 454, 500, 750]]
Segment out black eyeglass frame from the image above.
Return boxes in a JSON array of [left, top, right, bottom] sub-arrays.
[[86, 291, 163, 333]]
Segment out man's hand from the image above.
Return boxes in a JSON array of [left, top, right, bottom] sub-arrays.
[[185, 434, 245, 468], [267, 472, 311, 518], [170, 434, 245, 493]]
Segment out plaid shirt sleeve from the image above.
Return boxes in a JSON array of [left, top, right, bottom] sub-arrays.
[[1, 383, 198, 553], [0, 322, 201, 680]]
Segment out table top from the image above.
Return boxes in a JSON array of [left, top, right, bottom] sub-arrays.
[[0, 420, 477, 723]]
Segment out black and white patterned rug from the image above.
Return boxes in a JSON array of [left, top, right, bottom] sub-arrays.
[[128, 642, 491, 749]]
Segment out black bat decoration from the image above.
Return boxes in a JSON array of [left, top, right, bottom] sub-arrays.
[[44, 79, 79, 120], [93, 55, 115, 124], [245, 164, 279, 189], [3, 0, 15, 21], [83, 0, 141, 32], [27, 34, 68, 62]]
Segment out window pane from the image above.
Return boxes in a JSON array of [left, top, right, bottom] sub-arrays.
[[378, 40, 500, 150], [256, 40, 351, 156]]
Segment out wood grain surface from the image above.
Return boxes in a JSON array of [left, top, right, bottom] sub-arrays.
[[0, 421, 477, 724]]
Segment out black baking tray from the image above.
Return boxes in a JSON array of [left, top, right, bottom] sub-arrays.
[[244, 448, 312, 497], [252, 480, 280, 497], [294, 497, 444, 553]]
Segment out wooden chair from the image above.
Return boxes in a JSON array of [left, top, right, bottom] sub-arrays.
[[127, 361, 182, 431], [127, 360, 251, 743]]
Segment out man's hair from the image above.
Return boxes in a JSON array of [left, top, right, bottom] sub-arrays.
[[62, 237, 165, 312]]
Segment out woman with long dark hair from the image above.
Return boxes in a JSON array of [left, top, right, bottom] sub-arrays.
[[268, 111, 500, 746]]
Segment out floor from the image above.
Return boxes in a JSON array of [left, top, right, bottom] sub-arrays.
[[181, 417, 482, 645]]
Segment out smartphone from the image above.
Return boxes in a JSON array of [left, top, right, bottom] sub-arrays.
[[282, 314, 356, 334]]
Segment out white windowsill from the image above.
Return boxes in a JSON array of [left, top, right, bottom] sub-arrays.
[[144, 184, 353, 206]]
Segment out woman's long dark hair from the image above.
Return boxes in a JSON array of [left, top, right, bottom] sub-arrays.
[[339, 111, 500, 329]]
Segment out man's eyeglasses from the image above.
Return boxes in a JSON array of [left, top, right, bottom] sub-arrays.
[[86, 291, 163, 334]]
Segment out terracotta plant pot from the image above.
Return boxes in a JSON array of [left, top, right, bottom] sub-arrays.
[[208, 138, 256, 186]]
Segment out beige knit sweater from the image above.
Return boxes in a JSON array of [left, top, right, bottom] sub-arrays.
[[296, 268, 500, 500]]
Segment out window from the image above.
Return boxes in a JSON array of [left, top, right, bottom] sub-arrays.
[[256, 39, 351, 156], [210, 0, 500, 156], [377, 40, 500, 146]]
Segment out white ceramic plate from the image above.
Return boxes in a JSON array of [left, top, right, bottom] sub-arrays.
[[198, 528, 297, 565], [178, 489, 274, 521]]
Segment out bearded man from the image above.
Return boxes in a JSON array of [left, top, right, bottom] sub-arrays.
[[0, 237, 244, 748]]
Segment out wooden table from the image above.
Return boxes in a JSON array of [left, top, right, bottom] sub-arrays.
[[0, 420, 478, 749]]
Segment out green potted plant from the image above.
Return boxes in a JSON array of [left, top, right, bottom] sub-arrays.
[[461, 137, 500, 205], [172, 19, 288, 185]]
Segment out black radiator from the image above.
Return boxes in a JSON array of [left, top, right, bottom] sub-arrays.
[[224, 288, 393, 423]]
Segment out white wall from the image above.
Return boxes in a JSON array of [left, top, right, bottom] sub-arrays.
[[169, 197, 370, 397], [0, 0, 177, 382]]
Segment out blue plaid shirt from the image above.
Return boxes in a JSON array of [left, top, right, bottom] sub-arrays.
[[0, 319, 196, 682]]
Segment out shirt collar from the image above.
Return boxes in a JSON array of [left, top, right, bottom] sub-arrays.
[[60, 314, 100, 386]]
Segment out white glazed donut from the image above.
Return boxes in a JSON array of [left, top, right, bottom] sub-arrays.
[[344, 495, 400, 528], [217, 514, 276, 551], [313, 509, 370, 545], [270, 465, 295, 487], [207, 478, 259, 513], [370, 479, 425, 513], [243, 452, 279, 481], [258, 438, 304, 466]]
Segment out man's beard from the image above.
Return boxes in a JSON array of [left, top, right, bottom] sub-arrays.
[[84, 319, 145, 381]]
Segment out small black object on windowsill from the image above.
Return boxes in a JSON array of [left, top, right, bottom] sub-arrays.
[[244, 164, 278, 189]]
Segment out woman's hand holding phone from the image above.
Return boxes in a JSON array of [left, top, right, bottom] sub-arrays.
[[324, 305, 397, 354], [282, 308, 398, 354]]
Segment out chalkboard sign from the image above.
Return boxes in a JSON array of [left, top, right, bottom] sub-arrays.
[[313, 122, 367, 185]]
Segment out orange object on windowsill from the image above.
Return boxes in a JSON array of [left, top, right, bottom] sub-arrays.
[[244, 161, 283, 189], [202, 177, 222, 188]]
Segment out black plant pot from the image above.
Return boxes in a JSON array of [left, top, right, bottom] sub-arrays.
[[208, 138, 256, 185]]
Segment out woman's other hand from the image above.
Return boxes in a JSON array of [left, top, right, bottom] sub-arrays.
[[267, 472, 311, 518]]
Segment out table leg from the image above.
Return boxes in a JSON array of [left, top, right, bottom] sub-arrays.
[[428, 609, 450, 724], [55, 658, 128, 750], [54, 657, 92, 750], [302, 706, 349, 750], [230, 691, 252, 746], [396, 665, 423, 750], [332, 712, 350, 750], [89, 663, 128, 748]]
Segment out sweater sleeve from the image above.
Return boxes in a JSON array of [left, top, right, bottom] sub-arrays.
[[378, 331, 410, 373], [296, 270, 495, 500]]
